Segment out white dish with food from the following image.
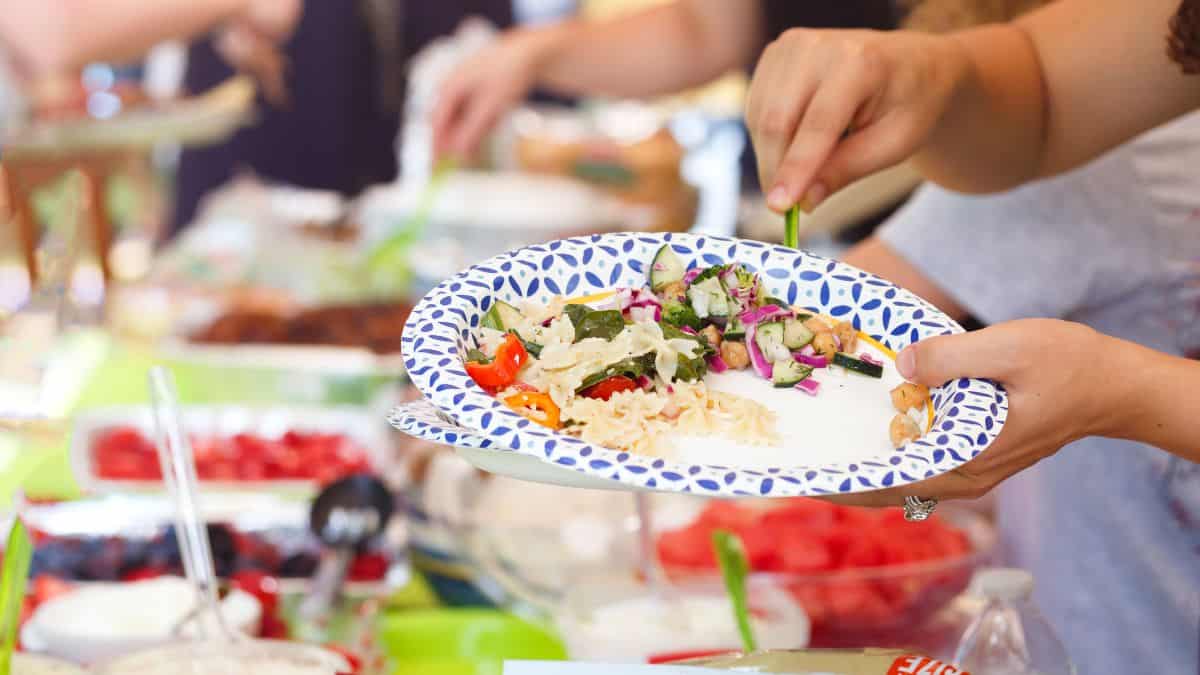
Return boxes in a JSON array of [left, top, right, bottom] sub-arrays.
[[393, 233, 1007, 497]]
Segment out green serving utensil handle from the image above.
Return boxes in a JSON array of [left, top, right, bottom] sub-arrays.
[[712, 529, 756, 653], [784, 206, 801, 249], [366, 158, 456, 270], [0, 519, 32, 675]]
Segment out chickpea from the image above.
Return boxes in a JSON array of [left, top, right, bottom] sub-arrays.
[[889, 414, 922, 448], [804, 315, 832, 334], [700, 325, 723, 350], [659, 281, 687, 302], [833, 321, 858, 353], [890, 382, 931, 414], [719, 340, 751, 369], [812, 332, 838, 360]]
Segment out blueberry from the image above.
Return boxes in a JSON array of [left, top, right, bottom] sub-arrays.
[[278, 553, 318, 578], [205, 524, 238, 577], [30, 543, 82, 579]]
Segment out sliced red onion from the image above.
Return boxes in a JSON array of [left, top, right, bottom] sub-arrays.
[[719, 267, 740, 289], [616, 287, 634, 311], [682, 268, 702, 285], [798, 344, 817, 357], [859, 352, 883, 367], [636, 375, 654, 390], [744, 323, 774, 379], [629, 288, 662, 309], [541, 317, 554, 327], [794, 353, 828, 368], [707, 354, 729, 373], [738, 304, 791, 326], [795, 378, 821, 396], [629, 305, 661, 323], [679, 325, 698, 335]]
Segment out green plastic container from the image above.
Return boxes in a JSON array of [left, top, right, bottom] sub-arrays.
[[376, 609, 566, 675]]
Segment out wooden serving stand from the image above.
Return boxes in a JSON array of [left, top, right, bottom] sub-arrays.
[[1, 151, 150, 284]]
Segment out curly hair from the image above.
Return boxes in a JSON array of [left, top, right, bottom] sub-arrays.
[[1169, 0, 1200, 73]]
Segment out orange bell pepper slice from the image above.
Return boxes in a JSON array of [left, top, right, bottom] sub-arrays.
[[503, 391, 561, 429]]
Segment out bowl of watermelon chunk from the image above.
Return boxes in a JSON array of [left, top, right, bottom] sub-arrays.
[[656, 498, 994, 646]]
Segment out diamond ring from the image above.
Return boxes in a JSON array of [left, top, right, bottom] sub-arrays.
[[903, 495, 938, 522]]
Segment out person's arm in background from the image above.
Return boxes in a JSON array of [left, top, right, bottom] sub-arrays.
[[748, 0, 1200, 213], [433, 0, 765, 158], [0, 0, 297, 77], [841, 236, 970, 322]]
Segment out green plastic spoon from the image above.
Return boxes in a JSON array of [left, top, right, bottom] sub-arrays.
[[712, 529, 756, 653], [784, 206, 801, 249], [0, 519, 32, 675], [363, 158, 457, 295]]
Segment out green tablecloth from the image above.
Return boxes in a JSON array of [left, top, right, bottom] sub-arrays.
[[1, 333, 397, 504]]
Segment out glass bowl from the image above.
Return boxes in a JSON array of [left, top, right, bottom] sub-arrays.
[[660, 505, 995, 647]]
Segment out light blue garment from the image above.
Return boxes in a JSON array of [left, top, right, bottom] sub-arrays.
[[878, 112, 1200, 675]]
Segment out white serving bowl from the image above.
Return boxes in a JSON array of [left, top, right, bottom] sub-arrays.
[[21, 576, 261, 665]]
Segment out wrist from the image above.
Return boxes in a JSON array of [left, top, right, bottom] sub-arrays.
[[524, 20, 578, 88], [1086, 332, 1160, 441], [938, 30, 977, 110]]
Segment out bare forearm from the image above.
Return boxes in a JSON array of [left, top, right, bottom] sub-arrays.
[[1106, 338, 1200, 464], [915, 0, 1200, 193], [911, 24, 1046, 193], [0, 0, 245, 76], [842, 237, 971, 322], [534, 0, 762, 99]]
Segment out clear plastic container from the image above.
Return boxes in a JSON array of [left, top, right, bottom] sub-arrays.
[[953, 568, 1075, 675]]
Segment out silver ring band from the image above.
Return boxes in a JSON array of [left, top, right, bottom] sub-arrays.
[[903, 495, 938, 522]]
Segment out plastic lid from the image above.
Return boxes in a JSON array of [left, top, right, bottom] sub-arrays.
[[969, 567, 1035, 601]]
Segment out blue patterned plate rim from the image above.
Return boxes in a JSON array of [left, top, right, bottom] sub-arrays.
[[397, 232, 1008, 498]]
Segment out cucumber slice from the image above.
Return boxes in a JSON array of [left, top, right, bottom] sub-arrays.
[[832, 352, 884, 378], [754, 321, 787, 362], [662, 300, 703, 330], [692, 264, 728, 285], [649, 245, 686, 292], [481, 300, 525, 331], [688, 277, 730, 319], [783, 318, 815, 350], [723, 315, 746, 341], [771, 360, 813, 387]]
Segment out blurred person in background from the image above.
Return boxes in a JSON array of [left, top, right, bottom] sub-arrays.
[[430, 0, 896, 176], [170, 0, 517, 233], [747, 0, 1200, 673], [0, 0, 299, 126]]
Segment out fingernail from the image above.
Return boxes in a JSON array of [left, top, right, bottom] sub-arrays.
[[799, 183, 827, 213], [897, 346, 916, 380], [767, 186, 791, 211]]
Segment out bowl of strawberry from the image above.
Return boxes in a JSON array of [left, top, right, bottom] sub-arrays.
[[74, 405, 386, 496], [656, 498, 995, 647]]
